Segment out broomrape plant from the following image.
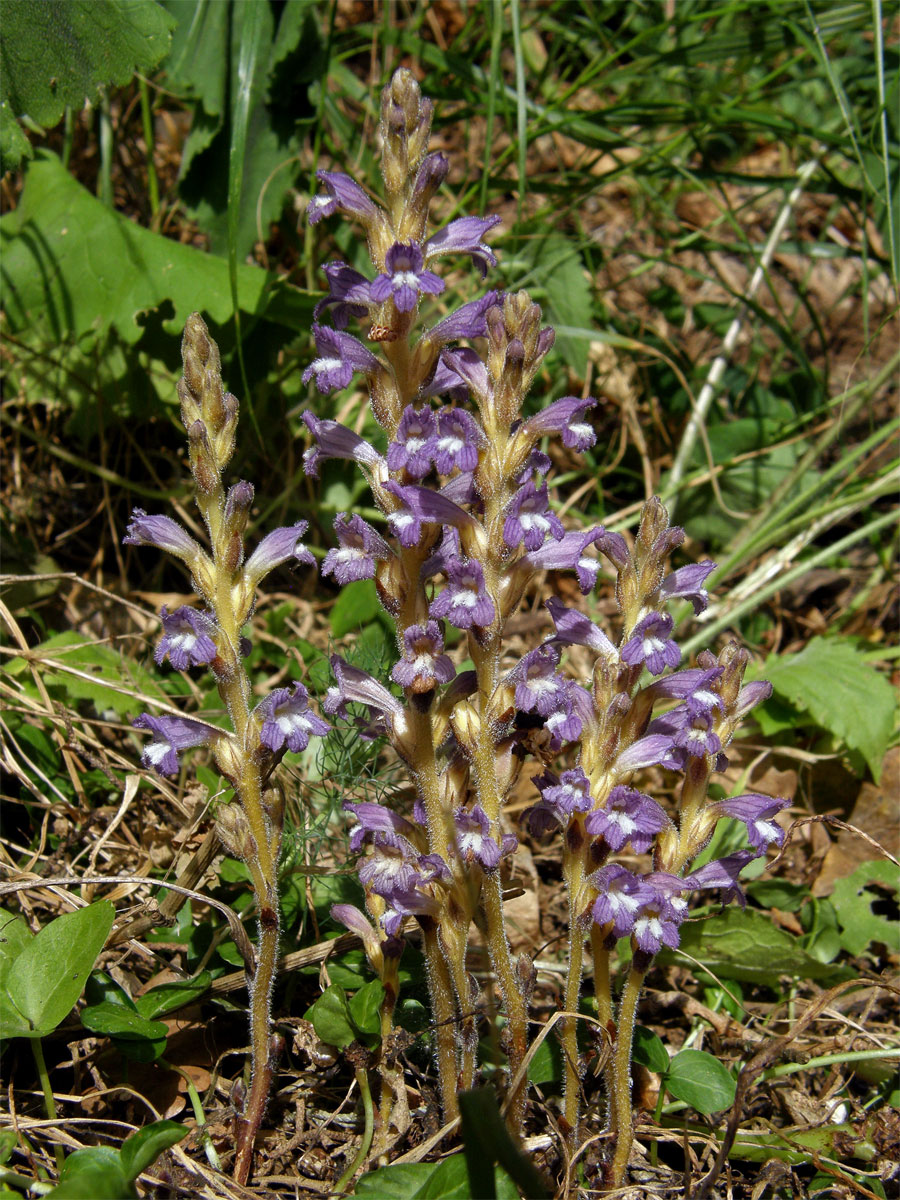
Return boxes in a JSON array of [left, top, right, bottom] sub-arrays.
[[126, 68, 786, 1189]]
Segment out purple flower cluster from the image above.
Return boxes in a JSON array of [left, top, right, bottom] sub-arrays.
[[299, 70, 786, 1158]]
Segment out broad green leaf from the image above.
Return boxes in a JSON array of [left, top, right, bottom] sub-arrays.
[[347, 979, 384, 1038], [353, 1154, 470, 1199], [85, 971, 137, 1009], [665, 1049, 736, 1114], [46, 1146, 132, 1200], [118, 1120, 188, 1183], [306, 983, 356, 1050], [459, 1089, 551, 1200], [633, 1026, 670, 1074], [526, 232, 591, 378], [0, 151, 315, 345], [0, 910, 33, 968], [527, 1034, 562, 1085], [134, 971, 211, 1019], [658, 906, 853, 986], [0, 1129, 17, 1166], [331, 579, 383, 638], [758, 638, 895, 780], [5, 630, 168, 719], [80, 1001, 168, 1043], [5, 901, 114, 1037], [176, 0, 323, 258], [0, 0, 175, 172], [830, 860, 899, 956], [728, 1120, 878, 1166]]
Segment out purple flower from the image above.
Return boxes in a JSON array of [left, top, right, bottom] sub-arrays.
[[324, 655, 406, 739], [314, 261, 373, 329], [526, 767, 593, 833], [621, 612, 681, 676], [426, 293, 499, 345], [301, 411, 385, 479], [382, 480, 475, 548], [133, 713, 215, 776], [307, 170, 379, 226], [245, 521, 314, 582], [658, 560, 716, 615], [545, 699, 584, 750], [733, 681, 773, 720], [712, 794, 789, 852], [686, 850, 757, 906], [359, 842, 422, 895], [503, 482, 564, 551], [387, 406, 437, 477], [524, 396, 597, 452], [545, 597, 617, 658], [585, 786, 671, 854], [371, 243, 445, 312], [429, 556, 495, 629], [434, 407, 483, 474], [412, 152, 450, 205], [344, 801, 417, 853], [255, 683, 330, 754], [614, 733, 681, 776], [421, 352, 471, 402], [322, 513, 392, 585], [391, 621, 455, 693], [590, 865, 657, 938], [508, 644, 569, 717], [453, 805, 514, 870], [302, 325, 382, 393], [154, 606, 218, 671], [523, 527, 607, 593], [123, 510, 202, 561], [424, 215, 501, 276], [672, 699, 723, 759], [379, 885, 442, 935], [632, 892, 685, 954], [649, 666, 724, 710], [437, 347, 491, 404]]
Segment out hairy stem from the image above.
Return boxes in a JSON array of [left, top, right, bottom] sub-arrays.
[[608, 964, 647, 1186]]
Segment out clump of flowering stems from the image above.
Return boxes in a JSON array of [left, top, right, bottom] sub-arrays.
[[123, 319, 330, 1185], [304, 68, 786, 1187]]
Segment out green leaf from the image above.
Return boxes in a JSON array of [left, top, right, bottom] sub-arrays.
[[759, 637, 895, 780], [459, 1089, 551, 1200], [80, 1001, 168, 1043], [85, 971, 137, 1009], [665, 1049, 736, 1114], [5, 630, 168, 719], [353, 1154, 470, 1199], [118, 1120, 188, 1183], [5, 901, 114, 1037], [347, 979, 384, 1039], [0, 910, 33, 968], [658, 906, 853, 986], [133, 971, 211, 1019], [0, 151, 315, 345], [0, 0, 175, 172], [306, 984, 357, 1050], [330, 579, 384, 638], [633, 1026, 670, 1074], [175, 0, 322, 258], [830, 860, 899, 956], [526, 232, 591, 378], [46, 1146, 133, 1200]]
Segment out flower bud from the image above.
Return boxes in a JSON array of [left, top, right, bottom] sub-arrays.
[[188, 420, 218, 496], [449, 700, 481, 757], [216, 803, 257, 860]]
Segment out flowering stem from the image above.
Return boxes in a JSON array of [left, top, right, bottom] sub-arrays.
[[422, 922, 461, 1121], [608, 964, 647, 1186], [233, 894, 281, 1185], [561, 843, 587, 1141]]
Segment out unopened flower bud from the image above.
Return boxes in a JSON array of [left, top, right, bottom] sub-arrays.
[[449, 700, 481, 757], [188, 420, 218, 495], [213, 736, 243, 782], [177, 377, 201, 429], [216, 803, 257, 860]]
